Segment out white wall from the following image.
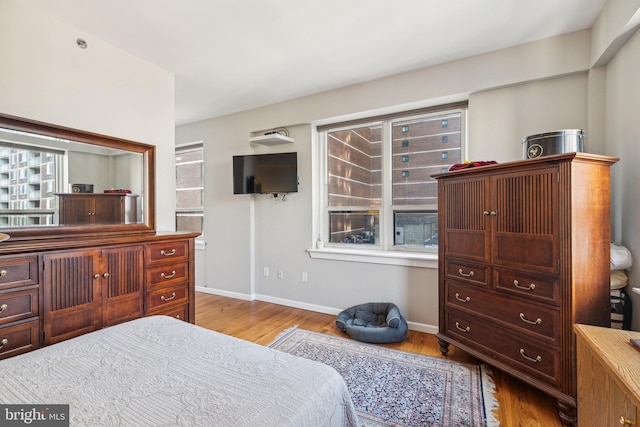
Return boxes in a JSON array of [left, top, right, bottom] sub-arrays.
[[606, 27, 640, 330], [0, 0, 176, 230], [177, 29, 608, 331], [468, 74, 588, 162]]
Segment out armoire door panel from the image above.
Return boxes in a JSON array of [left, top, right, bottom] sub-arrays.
[[60, 197, 93, 225], [442, 177, 490, 261], [43, 250, 101, 344], [494, 235, 557, 272], [492, 167, 559, 274], [102, 246, 144, 326], [93, 197, 120, 224]]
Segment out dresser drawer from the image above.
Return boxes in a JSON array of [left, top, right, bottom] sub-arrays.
[[146, 263, 188, 289], [494, 269, 560, 306], [0, 286, 39, 326], [146, 241, 188, 265], [444, 309, 561, 386], [446, 281, 560, 345], [147, 304, 189, 322], [0, 318, 40, 359], [147, 285, 188, 311], [444, 260, 489, 288], [0, 255, 38, 291]]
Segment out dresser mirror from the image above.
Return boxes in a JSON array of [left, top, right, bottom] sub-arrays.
[[0, 113, 155, 241]]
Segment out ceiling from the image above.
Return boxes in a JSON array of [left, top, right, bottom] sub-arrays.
[[26, 0, 608, 126]]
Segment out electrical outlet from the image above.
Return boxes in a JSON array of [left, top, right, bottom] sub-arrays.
[[301, 272, 308, 282], [277, 269, 284, 279]]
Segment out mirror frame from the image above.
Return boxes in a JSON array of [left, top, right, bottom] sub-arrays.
[[0, 113, 156, 241]]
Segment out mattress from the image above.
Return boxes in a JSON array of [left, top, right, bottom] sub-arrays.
[[0, 316, 359, 427]]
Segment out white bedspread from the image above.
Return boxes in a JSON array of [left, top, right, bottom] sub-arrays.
[[0, 316, 359, 427]]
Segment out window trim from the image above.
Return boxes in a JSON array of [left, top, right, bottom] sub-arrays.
[[312, 103, 467, 267]]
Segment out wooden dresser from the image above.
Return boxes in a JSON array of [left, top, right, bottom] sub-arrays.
[[574, 324, 640, 427], [433, 153, 618, 426], [0, 232, 198, 359]]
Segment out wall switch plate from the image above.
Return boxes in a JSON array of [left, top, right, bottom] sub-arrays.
[[277, 269, 284, 279], [263, 267, 269, 277]]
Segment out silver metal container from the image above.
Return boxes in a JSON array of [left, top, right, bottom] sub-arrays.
[[522, 129, 584, 159]]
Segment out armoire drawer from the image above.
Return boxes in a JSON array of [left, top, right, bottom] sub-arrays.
[[0, 255, 38, 291], [146, 285, 188, 310], [147, 304, 189, 322], [445, 281, 560, 345], [444, 260, 489, 288], [146, 263, 188, 289], [0, 286, 39, 326], [494, 269, 560, 306], [444, 309, 561, 387], [146, 241, 189, 265], [0, 318, 40, 359]]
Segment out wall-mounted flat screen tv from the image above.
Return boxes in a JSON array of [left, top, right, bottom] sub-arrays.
[[233, 152, 298, 194]]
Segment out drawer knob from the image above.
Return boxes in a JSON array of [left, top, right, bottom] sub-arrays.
[[94, 274, 101, 279], [513, 280, 536, 291], [0, 338, 7, 349], [620, 416, 636, 425], [455, 322, 470, 333], [161, 271, 177, 279], [161, 292, 177, 302], [160, 249, 176, 257], [103, 273, 109, 278], [0, 303, 7, 313], [176, 315, 181, 320], [0, 270, 6, 277], [458, 268, 474, 278], [519, 313, 542, 325], [455, 293, 470, 303], [519, 348, 542, 363]]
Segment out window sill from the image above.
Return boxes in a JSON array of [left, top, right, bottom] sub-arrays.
[[307, 247, 438, 268]]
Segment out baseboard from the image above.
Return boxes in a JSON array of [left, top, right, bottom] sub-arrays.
[[195, 285, 438, 335], [195, 285, 253, 301]]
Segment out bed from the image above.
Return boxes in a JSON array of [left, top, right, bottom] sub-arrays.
[[0, 316, 359, 426]]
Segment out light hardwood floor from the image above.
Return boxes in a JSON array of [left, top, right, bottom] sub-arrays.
[[195, 291, 562, 427]]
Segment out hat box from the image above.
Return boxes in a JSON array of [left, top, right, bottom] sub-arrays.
[[522, 129, 584, 159]]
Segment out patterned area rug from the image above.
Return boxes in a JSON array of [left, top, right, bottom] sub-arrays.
[[269, 328, 498, 427]]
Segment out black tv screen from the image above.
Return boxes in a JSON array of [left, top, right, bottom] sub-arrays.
[[233, 152, 298, 194]]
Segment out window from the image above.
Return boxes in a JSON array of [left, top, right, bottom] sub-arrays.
[[319, 104, 465, 253], [175, 143, 204, 238], [0, 142, 62, 226]]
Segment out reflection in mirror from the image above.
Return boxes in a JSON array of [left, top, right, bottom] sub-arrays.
[[0, 113, 155, 241], [0, 127, 144, 227]]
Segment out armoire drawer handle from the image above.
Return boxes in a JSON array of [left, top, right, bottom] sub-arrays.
[[455, 322, 470, 333], [0, 338, 7, 349], [619, 415, 636, 425], [458, 269, 474, 278], [513, 280, 536, 291], [161, 271, 176, 279], [455, 293, 470, 303], [0, 303, 7, 313], [519, 348, 542, 363], [160, 249, 176, 256], [0, 270, 6, 277], [161, 292, 176, 302], [519, 313, 542, 325]]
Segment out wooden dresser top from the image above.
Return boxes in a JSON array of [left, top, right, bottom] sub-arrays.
[[574, 324, 640, 407]]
